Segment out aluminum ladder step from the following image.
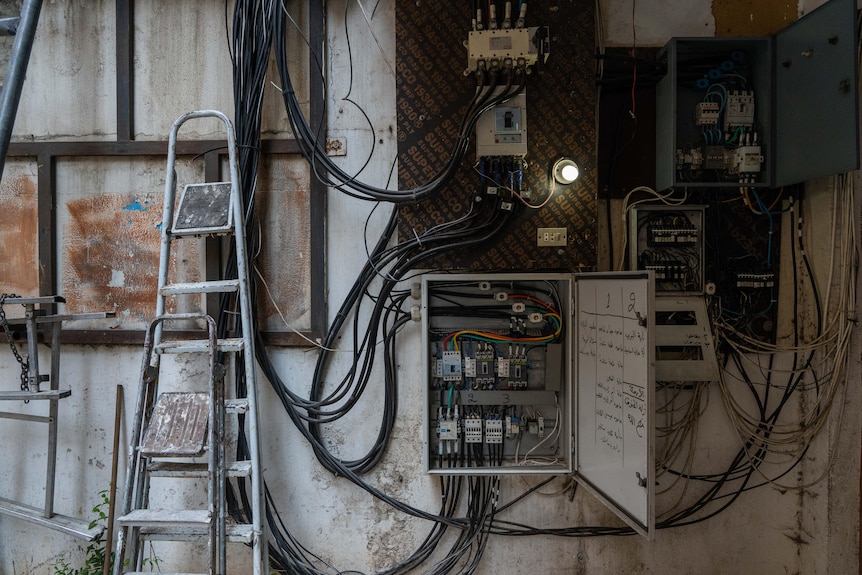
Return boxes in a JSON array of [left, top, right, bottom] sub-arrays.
[[117, 508, 210, 527], [159, 279, 239, 295], [155, 337, 245, 354], [140, 523, 254, 544], [169, 182, 234, 238], [140, 392, 209, 457], [148, 460, 252, 478]]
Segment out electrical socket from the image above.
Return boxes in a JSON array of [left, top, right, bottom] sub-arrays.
[[537, 227, 567, 246]]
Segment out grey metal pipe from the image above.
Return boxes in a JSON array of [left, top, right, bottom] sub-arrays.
[[0, 0, 43, 179]]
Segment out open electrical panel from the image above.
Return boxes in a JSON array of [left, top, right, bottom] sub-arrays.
[[656, 0, 858, 190], [421, 272, 655, 536]]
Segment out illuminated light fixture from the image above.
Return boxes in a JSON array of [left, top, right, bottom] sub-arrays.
[[553, 158, 580, 185]]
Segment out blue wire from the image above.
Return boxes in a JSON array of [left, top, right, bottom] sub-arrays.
[[749, 188, 773, 266]]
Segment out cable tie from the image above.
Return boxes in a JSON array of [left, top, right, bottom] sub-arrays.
[[412, 227, 423, 247]]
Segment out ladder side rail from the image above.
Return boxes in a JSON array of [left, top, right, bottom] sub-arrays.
[[44, 319, 62, 518], [0, 0, 43, 179], [204, 313, 219, 574], [113, 318, 161, 575], [224, 118, 267, 575], [153, 113, 198, 354]]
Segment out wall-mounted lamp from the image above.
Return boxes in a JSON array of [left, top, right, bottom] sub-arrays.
[[552, 158, 580, 185]]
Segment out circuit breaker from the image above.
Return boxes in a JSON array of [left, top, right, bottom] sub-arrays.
[[421, 272, 656, 536], [655, 0, 858, 190], [475, 91, 527, 157]]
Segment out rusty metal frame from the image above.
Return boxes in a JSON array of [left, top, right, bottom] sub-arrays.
[[5, 0, 326, 346]]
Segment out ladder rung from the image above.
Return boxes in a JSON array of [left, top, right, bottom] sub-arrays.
[[225, 398, 249, 414], [117, 509, 210, 527], [159, 279, 239, 295], [155, 337, 245, 354], [141, 523, 254, 543], [148, 460, 252, 478], [169, 225, 234, 238]]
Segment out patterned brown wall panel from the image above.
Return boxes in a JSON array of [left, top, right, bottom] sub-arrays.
[[397, 1, 597, 271], [0, 166, 39, 296]]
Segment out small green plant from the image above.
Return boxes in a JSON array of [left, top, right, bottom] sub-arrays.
[[52, 488, 164, 574], [52, 489, 111, 575]]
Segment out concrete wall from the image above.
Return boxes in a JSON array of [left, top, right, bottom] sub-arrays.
[[0, 1, 859, 574]]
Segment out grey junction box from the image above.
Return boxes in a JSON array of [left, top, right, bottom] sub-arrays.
[[655, 0, 858, 190]]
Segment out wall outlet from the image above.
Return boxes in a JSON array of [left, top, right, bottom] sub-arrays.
[[537, 227, 567, 246]]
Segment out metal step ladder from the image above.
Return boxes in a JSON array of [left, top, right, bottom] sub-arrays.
[[0, 0, 43, 178], [113, 110, 266, 575]]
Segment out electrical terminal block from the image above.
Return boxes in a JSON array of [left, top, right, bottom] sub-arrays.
[[647, 226, 698, 246], [527, 420, 539, 435], [644, 262, 687, 282], [724, 90, 755, 130], [485, 416, 504, 444], [734, 270, 775, 289], [676, 147, 703, 170], [695, 101, 720, 126], [466, 28, 549, 74], [464, 415, 483, 443]]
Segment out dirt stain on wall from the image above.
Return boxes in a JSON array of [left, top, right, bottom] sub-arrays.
[[0, 175, 39, 295], [713, 0, 797, 37], [63, 193, 198, 327]]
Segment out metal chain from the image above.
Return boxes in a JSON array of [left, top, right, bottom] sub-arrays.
[[0, 294, 30, 391]]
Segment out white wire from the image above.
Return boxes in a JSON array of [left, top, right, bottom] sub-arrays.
[[617, 186, 687, 271]]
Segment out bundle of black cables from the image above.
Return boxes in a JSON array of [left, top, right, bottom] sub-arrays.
[[219, 0, 532, 572]]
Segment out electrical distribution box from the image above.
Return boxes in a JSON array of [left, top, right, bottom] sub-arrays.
[[422, 272, 655, 537], [628, 205, 705, 293], [656, 0, 858, 190]]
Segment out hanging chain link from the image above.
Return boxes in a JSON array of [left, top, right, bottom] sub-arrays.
[[0, 294, 30, 392]]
